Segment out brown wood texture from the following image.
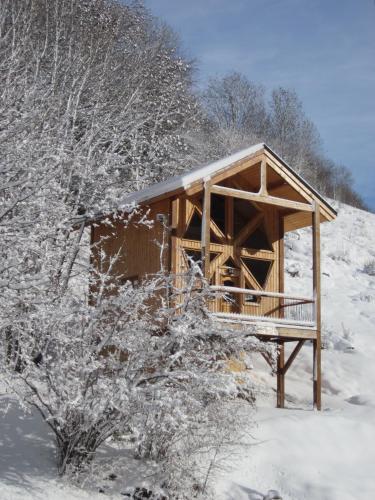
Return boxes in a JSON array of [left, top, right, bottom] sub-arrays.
[[210, 184, 314, 212], [91, 198, 170, 286], [312, 202, 322, 410], [277, 340, 285, 408]]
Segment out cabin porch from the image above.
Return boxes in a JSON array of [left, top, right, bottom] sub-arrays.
[[172, 156, 323, 409]]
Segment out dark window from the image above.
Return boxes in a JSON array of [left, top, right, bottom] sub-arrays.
[[222, 256, 237, 270], [242, 258, 272, 288], [242, 224, 272, 251], [233, 198, 259, 238], [184, 211, 202, 240], [222, 278, 237, 303], [211, 194, 226, 234], [244, 282, 259, 303], [209, 252, 220, 263], [184, 210, 221, 243]]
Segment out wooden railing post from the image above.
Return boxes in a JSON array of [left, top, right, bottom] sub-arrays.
[[279, 214, 285, 319], [277, 340, 285, 408], [202, 182, 211, 280], [260, 159, 268, 196], [312, 201, 321, 410]]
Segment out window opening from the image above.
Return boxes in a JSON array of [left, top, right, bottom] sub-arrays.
[[183, 209, 221, 243], [184, 211, 201, 241], [211, 194, 226, 234], [242, 258, 272, 288], [233, 198, 259, 238], [244, 281, 259, 303], [242, 224, 272, 251]]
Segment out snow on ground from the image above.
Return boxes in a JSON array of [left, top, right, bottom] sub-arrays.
[[215, 202, 375, 500], [0, 202, 374, 499]]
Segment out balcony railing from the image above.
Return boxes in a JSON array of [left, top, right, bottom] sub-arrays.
[[210, 285, 316, 328]]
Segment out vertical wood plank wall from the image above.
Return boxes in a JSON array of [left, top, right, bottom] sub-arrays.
[[91, 199, 170, 285], [173, 197, 283, 319]]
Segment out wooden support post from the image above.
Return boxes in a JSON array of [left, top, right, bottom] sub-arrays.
[[260, 159, 268, 196], [279, 215, 285, 318], [202, 182, 211, 279], [277, 340, 285, 408], [312, 202, 322, 410]]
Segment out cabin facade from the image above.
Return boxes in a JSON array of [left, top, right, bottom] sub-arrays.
[[92, 143, 337, 409]]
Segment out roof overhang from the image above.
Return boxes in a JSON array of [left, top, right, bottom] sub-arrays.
[[117, 143, 337, 226]]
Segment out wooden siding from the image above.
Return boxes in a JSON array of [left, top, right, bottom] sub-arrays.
[[91, 198, 170, 287], [173, 196, 283, 320]]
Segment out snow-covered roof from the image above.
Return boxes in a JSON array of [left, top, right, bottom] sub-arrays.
[[119, 142, 336, 216], [119, 143, 264, 208]]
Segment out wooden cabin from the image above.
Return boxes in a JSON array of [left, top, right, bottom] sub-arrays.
[[91, 143, 337, 409]]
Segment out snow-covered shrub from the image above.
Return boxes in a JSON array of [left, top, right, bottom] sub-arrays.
[[363, 259, 375, 276], [2, 262, 273, 495]]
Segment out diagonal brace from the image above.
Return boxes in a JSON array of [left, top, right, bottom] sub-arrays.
[[282, 340, 305, 375]]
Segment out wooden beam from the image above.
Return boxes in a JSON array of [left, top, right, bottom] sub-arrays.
[[283, 340, 305, 375], [260, 159, 268, 195], [210, 184, 314, 212], [264, 149, 336, 222], [209, 153, 263, 186], [201, 183, 211, 279], [279, 214, 285, 318], [170, 199, 179, 275], [276, 327, 317, 340], [312, 202, 322, 410], [277, 340, 285, 408]]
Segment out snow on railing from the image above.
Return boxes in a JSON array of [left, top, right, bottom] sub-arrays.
[[210, 285, 315, 326]]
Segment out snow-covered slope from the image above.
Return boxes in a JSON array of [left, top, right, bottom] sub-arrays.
[[1, 202, 374, 500], [216, 202, 375, 500]]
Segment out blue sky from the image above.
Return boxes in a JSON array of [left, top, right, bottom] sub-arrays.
[[145, 0, 375, 210]]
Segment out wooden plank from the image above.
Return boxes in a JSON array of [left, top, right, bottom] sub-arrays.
[[268, 182, 307, 203], [260, 159, 268, 195], [202, 183, 211, 278], [283, 211, 312, 233], [210, 285, 314, 302], [312, 201, 322, 410], [277, 340, 285, 408], [264, 150, 336, 222], [283, 340, 305, 374], [240, 248, 276, 260], [209, 153, 264, 186], [279, 215, 285, 318], [171, 198, 179, 229], [277, 327, 317, 339], [170, 199, 179, 275], [211, 184, 314, 212]]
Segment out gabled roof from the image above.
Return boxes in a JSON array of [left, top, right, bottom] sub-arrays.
[[119, 142, 337, 218]]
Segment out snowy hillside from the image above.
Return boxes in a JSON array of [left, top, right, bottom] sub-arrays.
[[1, 202, 374, 500], [215, 202, 375, 500]]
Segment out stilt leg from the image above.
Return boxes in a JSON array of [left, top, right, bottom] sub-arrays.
[[313, 338, 321, 410], [277, 341, 285, 408]]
